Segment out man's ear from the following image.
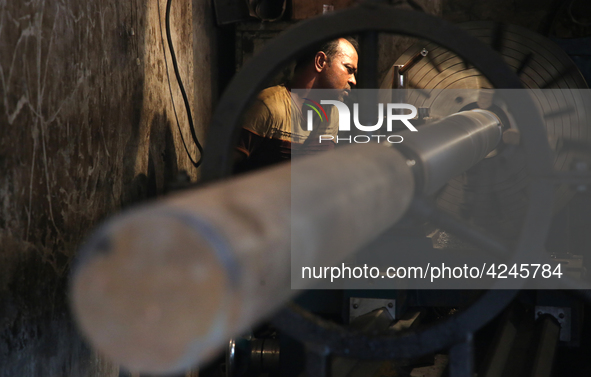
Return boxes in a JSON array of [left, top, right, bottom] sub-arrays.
[[314, 52, 328, 72]]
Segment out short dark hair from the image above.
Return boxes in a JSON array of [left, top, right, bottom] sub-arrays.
[[294, 37, 359, 72]]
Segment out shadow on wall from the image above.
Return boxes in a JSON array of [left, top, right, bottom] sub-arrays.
[[124, 111, 180, 206]]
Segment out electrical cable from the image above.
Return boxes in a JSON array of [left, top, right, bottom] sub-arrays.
[[157, 0, 199, 167], [162, 0, 203, 168]]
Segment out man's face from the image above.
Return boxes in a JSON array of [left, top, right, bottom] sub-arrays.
[[317, 39, 358, 100]]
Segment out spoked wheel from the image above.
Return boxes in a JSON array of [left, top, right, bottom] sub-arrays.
[[201, 3, 556, 376]]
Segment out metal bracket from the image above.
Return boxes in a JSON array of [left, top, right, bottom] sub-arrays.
[[535, 306, 572, 342], [349, 298, 396, 323]]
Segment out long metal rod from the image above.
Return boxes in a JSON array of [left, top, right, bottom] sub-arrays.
[[70, 110, 503, 374], [71, 143, 415, 374], [398, 109, 502, 194]]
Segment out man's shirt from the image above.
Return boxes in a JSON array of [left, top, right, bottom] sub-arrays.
[[235, 84, 339, 173]]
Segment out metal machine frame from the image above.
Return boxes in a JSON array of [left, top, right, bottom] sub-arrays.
[[200, 4, 564, 376]]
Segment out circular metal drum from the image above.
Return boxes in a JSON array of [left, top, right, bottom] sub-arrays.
[[388, 22, 590, 243]]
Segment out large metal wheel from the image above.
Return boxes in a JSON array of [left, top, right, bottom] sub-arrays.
[[390, 21, 589, 244], [201, 3, 557, 373]]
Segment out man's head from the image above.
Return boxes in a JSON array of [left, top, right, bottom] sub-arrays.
[[293, 37, 359, 99]]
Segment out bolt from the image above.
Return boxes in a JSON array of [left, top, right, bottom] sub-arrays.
[[388, 302, 394, 308], [455, 96, 463, 104], [537, 311, 543, 317], [559, 312, 565, 319], [421, 48, 428, 57], [406, 159, 416, 167], [352, 303, 359, 309]]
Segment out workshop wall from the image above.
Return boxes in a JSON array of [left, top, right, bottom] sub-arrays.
[[0, 0, 214, 375]]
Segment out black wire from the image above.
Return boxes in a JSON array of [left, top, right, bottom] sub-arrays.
[[164, 0, 203, 168], [157, 0, 199, 167]]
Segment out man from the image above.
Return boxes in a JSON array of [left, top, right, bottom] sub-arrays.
[[234, 37, 359, 173]]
